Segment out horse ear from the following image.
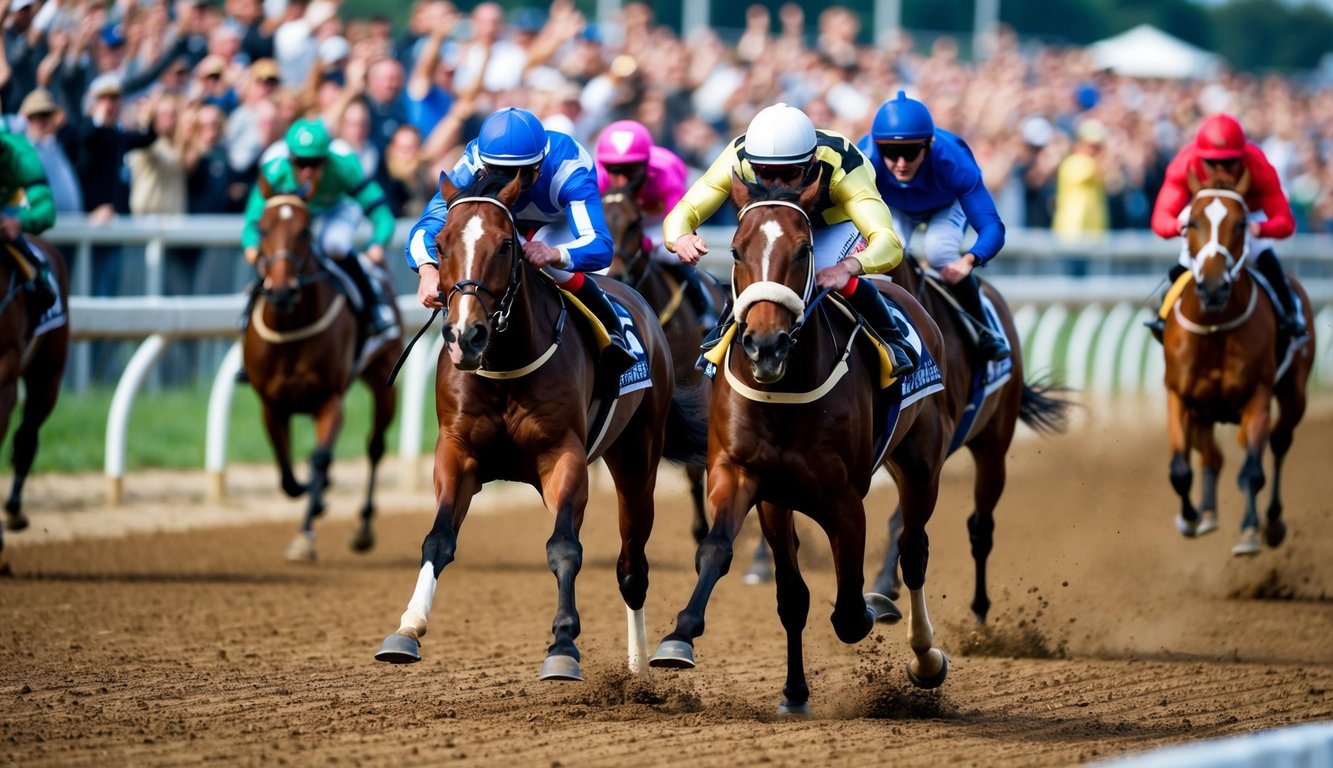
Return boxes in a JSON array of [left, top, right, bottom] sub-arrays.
[[438, 172, 459, 203], [258, 172, 275, 199], [797, 166, 824, 211], [1186, 166, 1202, 195], [730, 170, 751, 209], [497, 172, 524, 207], [1235, 167, 1252, 198]]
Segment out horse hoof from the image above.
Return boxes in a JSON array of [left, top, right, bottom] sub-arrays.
[[1176, 513, 1199, 538], [907, 650, 949, 690], [5, 511, 29, 532], [285, 536, 316, 563], [1264, 520, 1287, 548], [348, 527, 375, 553], [742, 562, 773, 586], [539, 654, 583, 681], [1231, 529, 1261, 557], [865, 592, 902, 624], [1196, 510, 1219, 536], [374, 632, 421, 664], [777, 699, 812, 717], [649, 640, 697, 669]]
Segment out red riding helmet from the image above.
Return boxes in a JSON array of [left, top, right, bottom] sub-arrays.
[[1194, 114, 1246, 160]]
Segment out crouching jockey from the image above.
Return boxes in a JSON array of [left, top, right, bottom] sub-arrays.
[[1148, 113, 1306, 340], [664, 103, 917, 378], [594, 119, 717, 327], [406, 107, 635, 375], [241, 119, 399, 340], [0, 127, 57, 317]]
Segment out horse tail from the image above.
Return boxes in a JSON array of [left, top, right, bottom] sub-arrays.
[[1019, 376, 1075, 435], [662, 382, 710, 466]]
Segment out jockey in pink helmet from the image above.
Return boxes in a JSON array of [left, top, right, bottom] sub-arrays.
[[595, 119, 716, 324]]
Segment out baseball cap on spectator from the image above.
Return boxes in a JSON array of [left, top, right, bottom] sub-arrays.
[[101, 21, 126, 48], [89, 73, 124, 99], [318, 36, 349, 65], [19, 89, 60, 118], [1020, 115, 1054, 148], [251, 58, 280, 81]]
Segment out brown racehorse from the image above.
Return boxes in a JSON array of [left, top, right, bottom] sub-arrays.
[[649, 175, 954, 715], [0, 236, 68, 572], [863, 258, 1071, 622], [242, 179, 402, 562], [374, 172, 706, 681], [603, 183, 727, 543], [1163, 169, 1315, 556]]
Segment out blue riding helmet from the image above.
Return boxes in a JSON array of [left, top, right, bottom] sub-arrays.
[[477, 107, 550, 166], [872, 91, 935, 142]]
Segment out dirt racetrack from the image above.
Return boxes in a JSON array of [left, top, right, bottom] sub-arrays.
[[2, 395, 1331, 767]]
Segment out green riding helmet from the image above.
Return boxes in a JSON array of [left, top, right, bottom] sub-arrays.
[[286, 119, 331, 159]]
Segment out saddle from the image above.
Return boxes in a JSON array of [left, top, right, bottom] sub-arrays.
[[559, 287, 651, 401]]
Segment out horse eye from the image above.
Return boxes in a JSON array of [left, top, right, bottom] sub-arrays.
[[730, 248, 741, 262], [794, 245, 812, 260]]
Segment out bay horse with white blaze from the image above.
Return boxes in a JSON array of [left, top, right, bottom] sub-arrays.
[[1163, 169, 1314, 556], [602, 182, 727, 543], [0, 237, 68, 572], [243, 179, 401, 562], [649, 175, 953, 715], [374, 172, 705, 681]]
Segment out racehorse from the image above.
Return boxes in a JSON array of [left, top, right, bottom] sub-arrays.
[[242, 178, 402, 562], [864, 257, 1071, 623], [602, 183, 727, 543], [648, 174, 954, 715], [1162, 169, 1314, 556], [374, 171, 705, 681], [0, 236, 69, 572]]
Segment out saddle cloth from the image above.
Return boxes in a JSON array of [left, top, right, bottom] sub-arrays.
[[5, 239, 67, 338], [558, 287, 652, 397]]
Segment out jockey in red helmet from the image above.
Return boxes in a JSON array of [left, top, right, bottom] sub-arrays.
[[1147, 113, 1305, 339]]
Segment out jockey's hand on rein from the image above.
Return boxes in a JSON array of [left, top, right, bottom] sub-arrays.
[[521, 241, 563, 269], [673, 234, 708, 265]]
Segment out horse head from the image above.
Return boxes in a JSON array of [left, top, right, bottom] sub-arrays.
[[255, 174, 316, 315], [433, 171, 525, 370], [727, 169, 821, 384], [603, 181, 648, 284], [1184, 166, 1252, 313]]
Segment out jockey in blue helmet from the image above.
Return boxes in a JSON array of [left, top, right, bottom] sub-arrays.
[[406, 107, 633, 374], [859, 91, 1010, 361]]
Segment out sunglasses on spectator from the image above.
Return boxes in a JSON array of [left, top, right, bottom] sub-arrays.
[[259, 77, 280, 86], [877, 141, 930, 163], [751, 163, 806, 183], [292, 157, 326, 169]]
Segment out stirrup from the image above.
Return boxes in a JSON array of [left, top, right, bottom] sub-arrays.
[[978, 331, 1011, 362], [602, 332, 636, 374], [700, 320, 731, 351], [888, 345, 916, 379]]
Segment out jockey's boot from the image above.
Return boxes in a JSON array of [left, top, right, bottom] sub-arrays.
[[1145, 264, 1189, 340], [234, 284, 260, 383], [842, 278, 917, 379], [662, 260, 718, 327], [336, 253, 396, 336], [1254, 249, 1307, 340], [568, 273, 636, 376], [949, 274, 1010, 362], [8, 238, 56, 318]]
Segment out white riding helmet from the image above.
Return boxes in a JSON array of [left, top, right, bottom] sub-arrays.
[[744, 103, 817, 165]]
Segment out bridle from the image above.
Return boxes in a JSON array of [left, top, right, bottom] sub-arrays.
[[731, 199, 824, 340], [442, 195, 524, 334], [603, 191, 652, 290], [1188, 188, 1251, 282], [256, 195, 326, 294]]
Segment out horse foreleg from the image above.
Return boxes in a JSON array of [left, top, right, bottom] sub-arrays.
[[375, 442, 478, 664], [601, 420, 662, 675], [758, 502, 811, 716], [537, 440, 591, 681], [261, 404, 304, 499], [1167, 391, 1200, 536], [891, 449, 947, 690], [349, 383, 396, 554], [965, 434, 1009, 625], [1265, 382, 1306, 550], [1232, 388, 1271, 557], [821, 493, 881, 646], [1192, 423, 1221, 536], [0, 378, 22, 532], [651, 461, 758, 670], [285, 396, 343, 562], [687, 461, 708, 544]]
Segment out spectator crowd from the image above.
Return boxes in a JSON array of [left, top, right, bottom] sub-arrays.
[[5, 0, 1333, 244]]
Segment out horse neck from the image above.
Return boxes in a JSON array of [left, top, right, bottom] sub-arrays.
[[483, 265, 566, 369]]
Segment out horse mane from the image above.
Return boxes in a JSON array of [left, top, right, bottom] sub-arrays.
[[452, 171, 513, 204], [737, 175, 803, 206]]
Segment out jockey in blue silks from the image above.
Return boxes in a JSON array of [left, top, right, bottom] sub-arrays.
[[405, 107, 634, 373], [858, 91, 1010, 361]]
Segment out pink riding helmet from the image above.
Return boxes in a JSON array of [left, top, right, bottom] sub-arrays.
[[596, 120, 653, 164]]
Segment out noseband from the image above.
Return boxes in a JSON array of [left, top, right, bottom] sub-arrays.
[[732, 199, 822, 338], [443, 195, 524, 334], [1189, 188, 1250, 282]]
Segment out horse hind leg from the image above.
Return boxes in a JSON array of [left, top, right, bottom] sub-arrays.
[[601, 418, 662, 675], [1193, 424, 1221, 537], [891, 441, 948, 689], [349, 381, 396, 554], [1231, 389, 1271, 557], [758, 502, 812, 716], [870, 505, 903, 602], [1264, 381, 1306, 550], [965, 434, 1011, 625], [538, 443, 593, 681]]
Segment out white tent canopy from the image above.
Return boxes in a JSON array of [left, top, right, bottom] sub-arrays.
[[1089, 24, 1222, 80]]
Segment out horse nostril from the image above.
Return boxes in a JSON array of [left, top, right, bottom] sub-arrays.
[[463, 324, 489, 352], [741, 331, 760, 358], [774, 332, 792, 356]]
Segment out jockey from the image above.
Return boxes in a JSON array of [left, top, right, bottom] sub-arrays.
[[406, 107, 634, 375], [595, 119, 717, 325], [0, 125, 57, 317], [859, 91, 1010, 361], [241, 118, 398, 339], [1147, 113, 1305, 339], [664, 103, 917, 378]]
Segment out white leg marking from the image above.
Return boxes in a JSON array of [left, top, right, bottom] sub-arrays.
[[459, 214, 485, 321], [759, 220, 783, 281], [908, 587, 935, 656], [627, 606, 648, 675], [398, 562, 438, 638]]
